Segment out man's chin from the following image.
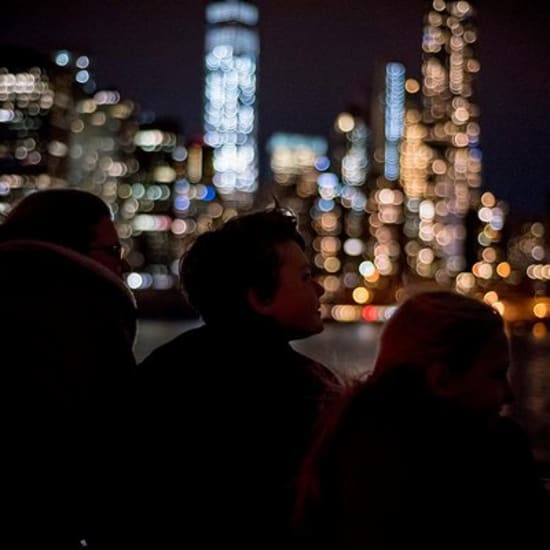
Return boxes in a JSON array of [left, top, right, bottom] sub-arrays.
[[290, 322, 324, 341]]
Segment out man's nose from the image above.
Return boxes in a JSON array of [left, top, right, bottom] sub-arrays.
[[314, 280, 324, 297]]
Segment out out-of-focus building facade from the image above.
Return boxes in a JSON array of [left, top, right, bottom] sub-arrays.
[[1, 1, 548, 317], [204, 0, 259, 201], [0, 46, 91, 214], [322, 109, 371, 321], [0, 45, 222, 294], [364, 62, 406, 306], [267, 131, 328, 245], [419, 0, 482, 285], [121, 126, 220, 292]]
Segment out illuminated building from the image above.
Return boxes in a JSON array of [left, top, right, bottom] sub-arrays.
[[69, 88, 139, 219], [384, 63, 406, 183], [415, 1, 514, 297], [0, 46, 91, 213], [119, 119, 180, 289], [267, 132, 328, 253], [311, 170, 345, 308], [375, 62, 406, 279], [312, 62, 407, 316], [169, 139, 224, 268], [328, 109, 371, 308], [267, 131, 353, 312], [204, 0, 259, 197], [508, 221, 547, 288], [0, 46, 223, 292], [125, 124, 220, 291], [268, 133, 327, 183], [63, 88, 210, 292], [420, 0, 481, 285], [324, 92, 405, 322], [332, 111, 369, 187], [268, 132, 327, 204], [363, 62, 406, 304], [400, 77, 434, 281], [455, 192, 509, 296]]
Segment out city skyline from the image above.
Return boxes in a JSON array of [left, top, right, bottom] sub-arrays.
[[3, 0, 549, 216]]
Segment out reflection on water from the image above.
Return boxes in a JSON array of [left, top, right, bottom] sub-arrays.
[[292, 322, 381, 380], [136, 319, 382, 378], [509, 326, 550, 464], [137, 319, 550, 463]]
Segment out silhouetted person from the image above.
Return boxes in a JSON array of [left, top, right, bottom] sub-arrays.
[[137, 206, 341, 547], [0, 189, 137, 549], [295, 291, 547, 549]]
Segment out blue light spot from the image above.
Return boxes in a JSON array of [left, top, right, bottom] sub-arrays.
[[175, 179, 190, 194], [55, 51, 70, 66], [318, 198, 335, 212], [174, 196, 190, 211], [203, 186, 216, 201], [314, 156, 330, 171], [76, 70, 89, 83], [470, 148, 482, 161]]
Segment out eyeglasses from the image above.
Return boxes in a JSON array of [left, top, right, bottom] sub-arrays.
[[90, 243, 124, 259]]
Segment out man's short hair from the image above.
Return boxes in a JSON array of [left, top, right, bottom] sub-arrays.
[[180, 206, 305, 323]]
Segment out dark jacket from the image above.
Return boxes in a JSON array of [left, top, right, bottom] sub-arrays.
[[301, 365, 547, 549], [134, 320, 341, 547], [0, 240, 137, 549]]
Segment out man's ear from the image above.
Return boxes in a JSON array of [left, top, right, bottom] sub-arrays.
[[247, 288, 273, 315], [425, 363, 457, 398]]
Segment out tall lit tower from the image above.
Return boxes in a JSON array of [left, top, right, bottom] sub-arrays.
[[204, 0, 259, 197], [363, 62, 406, 304], [420, 0, 481, 285]]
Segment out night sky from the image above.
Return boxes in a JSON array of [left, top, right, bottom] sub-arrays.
[[4, 0, 550, 217]]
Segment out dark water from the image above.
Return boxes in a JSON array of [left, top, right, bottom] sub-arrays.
[[136, 319, 381, 376], [137, 319, 550, 464], [508, 327, 550, 465]]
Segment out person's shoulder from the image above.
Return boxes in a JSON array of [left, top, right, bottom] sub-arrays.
[[138, 324, 208, 371], [288, 347, 343, 390]]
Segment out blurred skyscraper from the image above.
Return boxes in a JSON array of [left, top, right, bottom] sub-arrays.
[[365, 62, 406, 303], [122, 124, 221, 292], [415, 1, 512, 300], [328, 109, 372, 315], [419, 0, 482, 285], [204, 0, 259, 199], [0, 46, 91, 213], [267, 131, 328, 244], [69, 88, 139, 224]]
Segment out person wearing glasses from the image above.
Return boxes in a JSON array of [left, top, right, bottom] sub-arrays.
[[0, 187, 128, 276], [0, 188, 136, 549]]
